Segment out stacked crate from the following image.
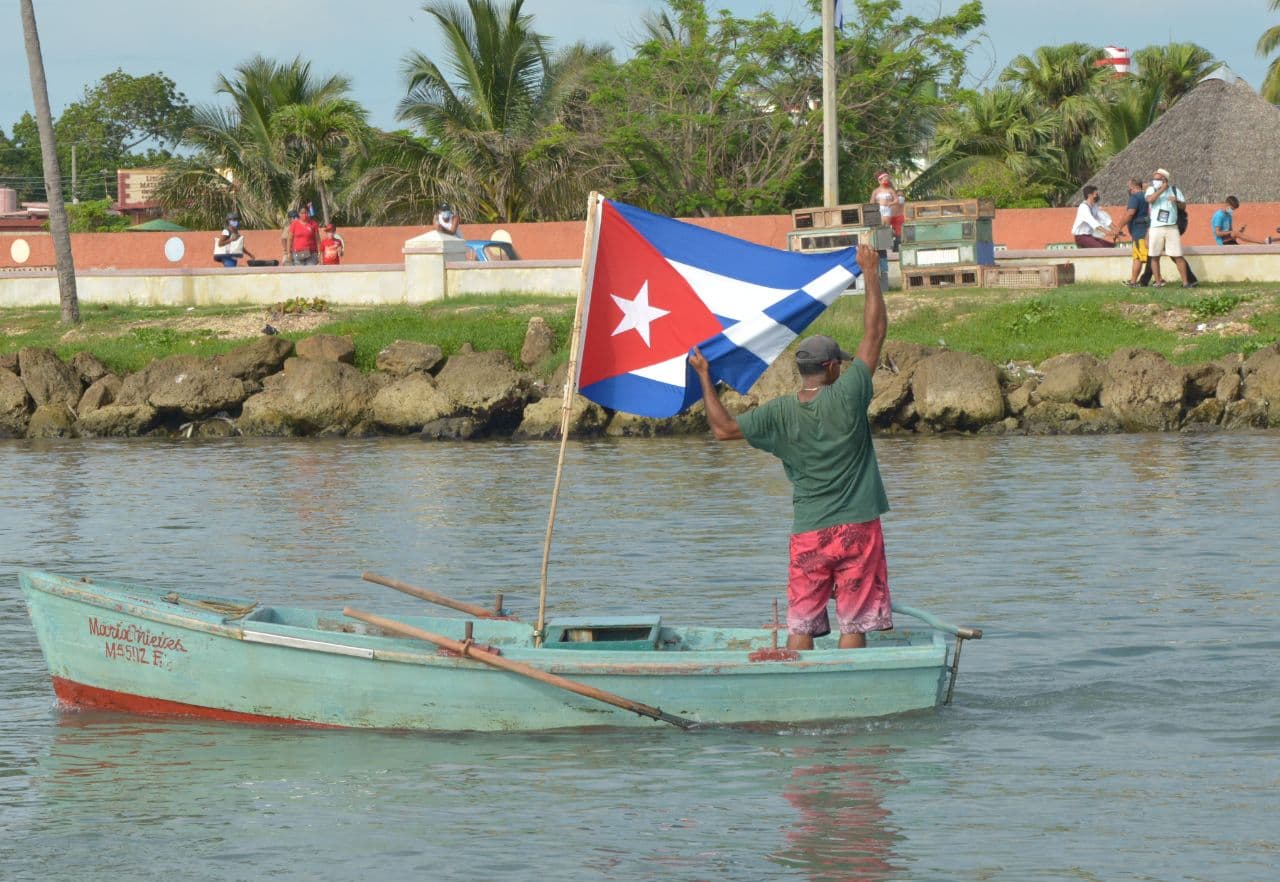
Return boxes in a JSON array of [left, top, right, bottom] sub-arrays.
[[899, 198, 996, 290], [786, 202, 893, 291]]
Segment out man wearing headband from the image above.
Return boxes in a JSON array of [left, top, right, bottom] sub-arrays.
[[688, 244, 893, 651]]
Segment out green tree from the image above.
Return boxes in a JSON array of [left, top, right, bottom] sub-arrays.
[[156, 56, 368, 229], [1263, 1, 1280, 102], [1131, 43, 1216, 111], [1094, 43, 1214, 158], [1000, 43, 1109, 191], [389, 0, 606, 222], [831, 0, 983, 202], [2, 71, 192, 203], [64, 198, 132, 232], [55, 70, 192, 201], [591, 0, 982, 216], [911, 87, 1061, 205], [2, 113, 47, 200]]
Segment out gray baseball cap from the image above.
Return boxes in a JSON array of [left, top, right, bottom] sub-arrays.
[[795, 335, 852, 366]]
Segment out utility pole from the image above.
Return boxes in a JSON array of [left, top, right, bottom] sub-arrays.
[[71, 144, 77, 203], [821, 0, 838, 208]]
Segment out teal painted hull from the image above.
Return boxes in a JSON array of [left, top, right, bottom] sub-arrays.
[[19, 569, 953, 731]]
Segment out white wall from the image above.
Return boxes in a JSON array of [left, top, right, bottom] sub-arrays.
[[0, 261, 581, 308]]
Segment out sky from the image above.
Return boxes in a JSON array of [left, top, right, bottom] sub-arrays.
[[1, 0, 1274, 136]]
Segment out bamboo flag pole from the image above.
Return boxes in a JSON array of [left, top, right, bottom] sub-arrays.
[[534, 191, 601, 647], [822, 0, 838, 208]]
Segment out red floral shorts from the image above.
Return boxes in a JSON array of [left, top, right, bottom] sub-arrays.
[[787, 519, 892, 637]]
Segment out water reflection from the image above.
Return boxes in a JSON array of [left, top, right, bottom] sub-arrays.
[[771, 746, 903, 882]]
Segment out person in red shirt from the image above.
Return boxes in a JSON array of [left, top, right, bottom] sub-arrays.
[[320, 223, 345, 265], [289, 206, 320, 265]]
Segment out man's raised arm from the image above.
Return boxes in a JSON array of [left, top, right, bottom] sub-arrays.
[[688, 347, 743, 441], [852, 244, 887, 372]]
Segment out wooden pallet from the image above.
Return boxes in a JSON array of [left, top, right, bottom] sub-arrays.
[[903, 265, 982, 290], [791, 203, 882, 230], [980, 263, 1075, 289], [903, 198, 996, 222]]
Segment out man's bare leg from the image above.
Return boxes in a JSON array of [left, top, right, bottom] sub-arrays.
[[786, 633, 868, 649]]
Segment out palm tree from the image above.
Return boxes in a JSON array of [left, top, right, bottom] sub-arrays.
[[392, 0, 607, 222], [1131, 43, 1216, 111], [910, 88, 1061, 203], [18, 0, 79, 323], [156, 57, 368, 229], [1259, 1, 1280, 102], [1000, 44, 1109, 190], [1092, 43, 1214, 160], [271, 99, 370, 224]]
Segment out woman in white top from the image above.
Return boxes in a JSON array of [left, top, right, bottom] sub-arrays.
[[214, 217, 255, 267], [1072, 186, 1117, 248], [870, 172, 904, 242]]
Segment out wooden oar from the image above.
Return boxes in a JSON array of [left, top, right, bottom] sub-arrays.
[[362, 572, 507, 619], [343, 607, 694, 730]]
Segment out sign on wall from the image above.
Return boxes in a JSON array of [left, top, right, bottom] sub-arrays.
[[116, 168, 166, 210]]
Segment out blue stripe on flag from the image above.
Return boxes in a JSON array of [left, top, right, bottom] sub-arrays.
[[764, 289, 829, 335], [697, 332, 771, 394], [579, 372, 694, 419], [611, 201, 860, 289]]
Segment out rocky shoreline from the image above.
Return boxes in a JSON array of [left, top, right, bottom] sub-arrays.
[[2, 317, 1278, 440]]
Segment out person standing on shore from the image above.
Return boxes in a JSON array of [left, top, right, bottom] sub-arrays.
[[320, 223, 345, 265], [279, 209, 298, 265], [1145, 169, 1195, 288], [688, 244, 892, 651], [1115, 178, 1151, 287], [870, 172, 905, 244], [289, 206, 320, 265]]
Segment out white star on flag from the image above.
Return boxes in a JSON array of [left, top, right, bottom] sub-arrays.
[[610, 281, 669, 347]]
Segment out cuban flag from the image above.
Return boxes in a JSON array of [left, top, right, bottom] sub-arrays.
[[575, 199, 861, 418]]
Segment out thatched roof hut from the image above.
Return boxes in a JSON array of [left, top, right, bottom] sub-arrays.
[[1074, 73, 1280, 205]]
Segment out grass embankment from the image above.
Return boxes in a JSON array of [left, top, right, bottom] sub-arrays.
[[0, 295, 576, 376], [1, 284, 1277, 375], [812, 282, 1280, 365]]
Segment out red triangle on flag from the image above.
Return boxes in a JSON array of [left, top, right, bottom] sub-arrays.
[[578, 201, 724, 389]]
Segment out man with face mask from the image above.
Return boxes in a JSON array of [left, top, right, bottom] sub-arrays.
[[1144, 169, 1195, 288]]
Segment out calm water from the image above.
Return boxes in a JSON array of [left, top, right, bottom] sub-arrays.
[[0, 434, 1277, 882]]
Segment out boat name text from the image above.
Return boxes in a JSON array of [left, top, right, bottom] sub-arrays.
[[88, 617, 188, 667]]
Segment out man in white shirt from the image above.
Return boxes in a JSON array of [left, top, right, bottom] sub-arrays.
[[1072, 186, 1117, 248], [1145, 168, 1194, 288]]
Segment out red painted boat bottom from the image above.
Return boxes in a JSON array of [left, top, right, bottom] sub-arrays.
[[50, 676, 344, 729]]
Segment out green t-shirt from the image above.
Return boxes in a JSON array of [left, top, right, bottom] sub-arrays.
[[737, 359, 889, 534]]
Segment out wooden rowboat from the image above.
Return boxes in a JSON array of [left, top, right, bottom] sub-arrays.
[[20, 568, 980, 731]]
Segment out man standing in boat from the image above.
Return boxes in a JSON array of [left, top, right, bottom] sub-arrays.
[[688, 244, 891, 650]]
